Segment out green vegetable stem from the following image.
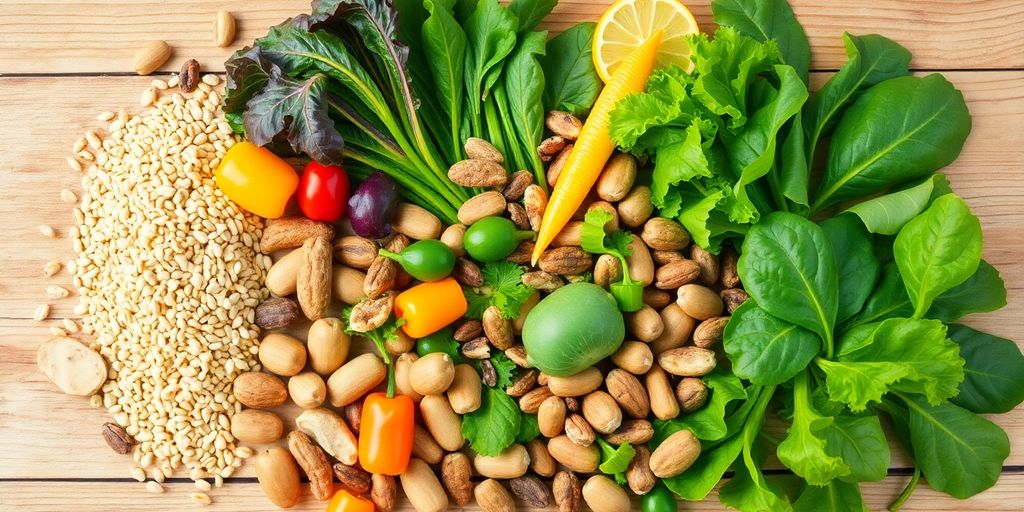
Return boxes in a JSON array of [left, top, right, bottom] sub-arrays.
[[580, 208, 644, 312]]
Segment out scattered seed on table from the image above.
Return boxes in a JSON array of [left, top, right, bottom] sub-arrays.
[[60, 189, 78, 203], [38, 225, 56, 238], [131, 467, 146, 482], [89, 394, 103, 408], [167, 74, 179, 87], [49, 326, 67, 336], [46, 285, 70, 298], [145, 481, 164, 494], [96, 111, 115, 122], [86, 130, 102, 149], [150, 79, 169, 90], [62, 318, 79, 333], [76, 150, 94, 162], [190, 493, 212, 506], [194, 479, 211, 491], [32, 304, 50, 322], [202, 74, 221, 86], [73, 138, 87, 153], [43, 261, 63, 277], [140, 87, 157, 106], [66, 156, 82, 172]]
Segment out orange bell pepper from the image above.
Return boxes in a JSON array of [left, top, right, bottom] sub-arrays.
[[358, 392, 415, 475], [214, 141, 299, 218], [394, 276, 467, 338], [326, 489, 374, 512]]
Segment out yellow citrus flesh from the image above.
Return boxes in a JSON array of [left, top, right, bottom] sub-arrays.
[[593, 0, 699, 83]]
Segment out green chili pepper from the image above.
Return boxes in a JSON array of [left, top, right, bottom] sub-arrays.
[[641, 484, 678, 512], [378, 239, 456, 282], [463, 216, 535, 263], [415, 327, 462, 363]]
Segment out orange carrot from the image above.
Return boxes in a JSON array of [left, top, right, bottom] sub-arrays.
[[531, 32, 664, 265]]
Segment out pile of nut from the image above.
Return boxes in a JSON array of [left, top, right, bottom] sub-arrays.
[[235, 110, 749, 511]]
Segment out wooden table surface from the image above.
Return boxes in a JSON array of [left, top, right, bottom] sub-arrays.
[[0, 1, 1021, 510]]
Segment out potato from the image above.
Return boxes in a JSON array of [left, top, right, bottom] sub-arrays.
[[37, 337, 106, 396]]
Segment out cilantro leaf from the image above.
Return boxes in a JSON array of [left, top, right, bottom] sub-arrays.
[[462, 386, 522, 456], [596, 438, 635, 485], [463, 261, 533, 319], [580, 209, 643, 311], [490, 353, 518, 390]]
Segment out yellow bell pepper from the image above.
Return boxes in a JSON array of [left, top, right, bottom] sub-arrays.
[[394, 277, 467, 338], [214, 141, 299, 218]]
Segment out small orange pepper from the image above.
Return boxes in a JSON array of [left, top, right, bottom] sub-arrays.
[[326, 489, 374, 512], [394, 276, 467, 338], [358, 392, 415, 475], [214, 141, 299, 218]]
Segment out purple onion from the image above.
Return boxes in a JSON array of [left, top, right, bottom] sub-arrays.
[[347, 171, 400, 239]]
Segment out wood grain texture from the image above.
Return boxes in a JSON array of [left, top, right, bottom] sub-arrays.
[[0, 1, 1021, 74]]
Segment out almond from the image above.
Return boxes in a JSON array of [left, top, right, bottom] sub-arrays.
[[605, 369, 650, 419], [333, 463, 371, 494], [721, 243, 741, 288], [261, 217, 333, 253], [441, 452, 474, 506], [255, 447, 301, 508], [642, 217, 691, 251], [618, 186, 654, 228], [510, 475, 552, 508], [625, 234, 655, 285], [178, 58, 199, 93], [537, 135, 567, 162], [506, 368, 539, 398], [647, 366, 680, 421], [254, 297, 299, 330], [649, 429, 701, 478], [581, 391, 622, 434], [297, 236, 332, 320], [133, 40, 171, 75], [538, 396, 568, 437], [553, 471, 582, 512], [694, 316, 730, 348], [546, 143, 574, 186], [453, 257, 484, 287], [610, 341, 654, 375], [448, 158, 508, 187], [539, 246, 592, 275], [626, 305, 664, 342], [691, 244, 720, 285], [606, 419, 655, 445], [548, 435, 600, 473], [659, 347, 718, 377], [676, 284, 725, 320], [524, 184, 548, 231], [464, 137, 505, 163], [595, 154, 637, 202], [393, 203, 443, 240], [458, 191, 507, 225], [564, 414, 596, 446], [655, 259, 702, 290], [721, 287, 750, 313], [651, 303, 698, 355], [371, 474, 397, 512], [233, 372, 287, 409], [644, 288, 673, 309], [503, 170, 534, 201], [593, 254, 622, 288], [677, 377, 710, 412], [230, 409, 284, 444], [527, 439, 558, 477], [482, 305, 514, 350], [626, 446, 657, 495], [522, 269, 564, 291], [582, 475, 630, 512], [520, 386, 554, 414]]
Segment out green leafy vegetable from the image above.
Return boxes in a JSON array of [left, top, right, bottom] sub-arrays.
[[503, 30, 549, 186], [823, 414, 890, 483], [508, 0, 557, 32], [462, 0, 518, 134], [597, 438, 635, 485], [461, 386, 522, 456], [580, 208, 644, 311], [463, 261, 534, 319], [711, 0, 810, 83], [653, 371, 747, 443], [776, 371, 850, 485], [515, 414, 541, 443], [927, 260, 1007, 322], [948, 324, 1024, 414], [541, 22, 602, 115], [793, 480, 867, 512], [723, 300, 820, 386], [894, 194, 983, 318], [489, 352, 518, 390], [843, 174, 951, 235], [422, 0, 467, 160], [820, 215, 880, 323], [840, 262, 913, 330]]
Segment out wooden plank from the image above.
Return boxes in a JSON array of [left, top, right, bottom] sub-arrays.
[[0, 1, 1022, 74], [3, 473, 1024, 511]]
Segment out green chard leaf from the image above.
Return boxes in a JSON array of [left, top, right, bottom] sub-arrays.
[[793, 480, 867, 512], [843, 174, 951, 236], [812, 75, 971, 212], [463, 0, 519, 130], [422, 0, 467, 159], [927, 260, 1007, 322], [738, 212, 839, 345], [803, 33, 912, 159], [778, 111, 809, 210], [462, 386, 522, 456], [508, 0, 557, 32], [711, 0, 810, 83], [816, 318, 964, 411], [720, 438, 793, 512], [820, 215, 880, 324], [894, 194, 983, 318], [504, 30, 549, 183], [724, 300, 820, 386], [541, 22, 602, 116], [904, 395, 1010, 499], [948, 324, 1024, 414], [777, 371, 851, 486], [243, 71, 344, 165]]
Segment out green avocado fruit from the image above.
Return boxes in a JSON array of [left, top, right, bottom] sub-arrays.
[[522, 282, 625, 377]]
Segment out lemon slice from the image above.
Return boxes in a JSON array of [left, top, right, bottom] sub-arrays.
[[593, 0, 699, 83]]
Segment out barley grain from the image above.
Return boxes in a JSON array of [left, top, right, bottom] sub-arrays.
[[32, 304, 50, 322], [39, 225, 56, 238], [60, 189, 78, 203]]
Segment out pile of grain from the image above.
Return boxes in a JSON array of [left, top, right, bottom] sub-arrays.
[[70, 76, 270, 486]]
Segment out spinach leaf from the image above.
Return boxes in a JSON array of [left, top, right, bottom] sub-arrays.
[[904, 395, 1010, 499], [653, 370, 747, 442], [461, 386, 522, 456], [243, 72, 344, 165], [823, 414, 890, 483], [948, 324, 1024, 414], [463, 0, 519, 133], [422, 0, 467, 160], [840, 262, 912, 330], [777, 371, 851, 485], [738, 212, 839, 347], [711, 0, 810, 83], [803, 33, 911, 160], [724, 300, 820, 385], [541, 22, 602, 116], [927, 260, 1007, 322], [720, 435, 792, 512], [894, 194, 982, 318], [508, 0, 557, 32], [793, 480, 867, 512], [843, 174, 951, 235], [504, 30, 549, 182], [778, 112, 809, 210], [662, 432, 744, 500], [817, 318, 964, 411], [820, 215, 880, 323], [812, 75, 971, 212]]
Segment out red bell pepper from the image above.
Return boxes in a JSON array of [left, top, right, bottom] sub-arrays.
[[298, 161, 350, 222]]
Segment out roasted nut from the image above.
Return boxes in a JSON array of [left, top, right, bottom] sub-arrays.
[[393, 203, 443, 240], [413, 425, 444, 465], [296, 408, 359, 465], [459, 191, 507, 225], [506, 240, 535, 264], [474, 444, 530, 479], [503, 170, 534, 201], [655, 259, 702, 289], [651, 303, 698, 355], [482, 306, 514, 350], [520, 386, 555, 414], [606, 419, 655, 445], [626, 445, 657, 495], [233, 372, 287, 409], [643, 288, 673, 309], [255, 447, 301, 508], [527, 439, 558, 476], [461, 337, 492, 360], [553, 471, 582, 512], [395, 352, 423, 402], [465, 137, 505, 163], [721, 243, 741, 288], [582, 391, 622, 434], [677, 377, 710, 412], [288, 371, 327, 409], [372, 474, 396, 512], [348, 293, 395, 333], [420, 394, 464, 451], [449, 158, 508, 187], [605, 369, 650, 419], [504, 345, 531, 368], [506, 368, 540, 397], [343, 401, 363, 433], [297, 237, 332, 320], [650, 430, 701, 478], [334, 236, 379, 269], [255, 297, 299, 330], [266, 248, 303, 296], [448, 364, 483, 414], [659, 347, 717, 377], [261, 217, 333, 253], [538, 135, 567, 162], [327, 353, 387, 407], [547, 367, 604, 397], [721, 287, 750, 313], [564, 414, 596, 446], [547, 435, 600, 472], [677, 284, 725, 320], [214, 11, 236, 47], [508, 202, 530, 229], [440, 224, 467, 256], [596, 154, 637, 202], [524, 184, 548, 231], [410, 352, 456, 396], [690, 244, 720, 285], [259, 333, 307, 377], [479, 360, 496, 387], [642, 217, 691, 251], [625, 234, 655, 286], [401, 458, 449, 512], [101, 422, 134, 454], [626, 305, 664, 342], [539, 246, 593, 275], [475, 478, 516, 512], [511, 476, 552, 508], [364, 256, 398, 298], [453, 256, 485, 287], [593, 254, 622, 288], [454, 320, 483, 342], [587, 201, 620, 230], [647, 366, 680, 421], [230, 409, 284, 444], [546, 111, 583, 139], [610, 341, 654, 375], [652, 249, 685, 265], [618, 186, 654, 228], [538, 396, 568, 437], [287, 431, 334, 501], [441, 452, 474, 506], [133, 40, 172, 75], [333, 266, 367, 305], [694, 316, 730, 348], [333, 463, 371, 494], [547, 143, 573, 186], [582, 475, 630, 512]]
